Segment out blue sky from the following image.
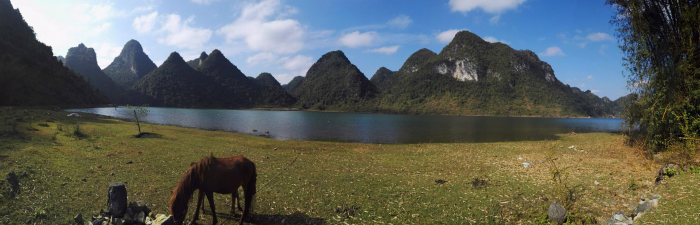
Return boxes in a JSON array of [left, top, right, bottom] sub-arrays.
[[11, 0, 630, 100]]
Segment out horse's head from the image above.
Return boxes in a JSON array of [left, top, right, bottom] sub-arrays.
[[169, 187, 189, 225]]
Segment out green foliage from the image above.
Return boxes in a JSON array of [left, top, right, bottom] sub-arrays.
[[663, 167, 678, 177], [690, 166, 700, 174], [609, 0, 700, 151], [0, 0, 109, 106]]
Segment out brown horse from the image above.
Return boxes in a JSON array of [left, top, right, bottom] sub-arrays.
[[170, 154, 257, 225]]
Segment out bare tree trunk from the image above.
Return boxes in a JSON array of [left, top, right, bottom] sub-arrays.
[[133, 110, 141, 134]]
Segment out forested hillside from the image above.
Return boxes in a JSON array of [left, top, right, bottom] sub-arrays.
[[0, 0, 109, 106]]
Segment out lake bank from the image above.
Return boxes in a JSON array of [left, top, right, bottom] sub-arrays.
[[0, 108, 695, 224], [67, 107, 625, 144]]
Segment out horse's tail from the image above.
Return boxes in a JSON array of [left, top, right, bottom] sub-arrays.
[[240, 170, 257, 224]]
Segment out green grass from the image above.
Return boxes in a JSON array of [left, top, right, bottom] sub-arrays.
[[0, 108, 679, 224]]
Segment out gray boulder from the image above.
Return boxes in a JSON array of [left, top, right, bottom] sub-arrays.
[[134, 211, 145, 225], [548, 201, 567, 224], [606, 211, 633, 225], [107, 182, 128, 217], [632, 195, 661, 220], [130, 200, 151, 215]]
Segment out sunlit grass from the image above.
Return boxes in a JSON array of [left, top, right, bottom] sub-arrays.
[[0, 108, 677, 224]]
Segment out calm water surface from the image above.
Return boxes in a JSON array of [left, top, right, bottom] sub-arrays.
[[68, 107, 624, 144]]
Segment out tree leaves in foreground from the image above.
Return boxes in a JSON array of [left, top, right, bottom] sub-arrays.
[[608, 0, 700, 151]]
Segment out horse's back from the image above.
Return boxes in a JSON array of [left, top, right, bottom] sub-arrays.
[[201, 155, 255, 193]]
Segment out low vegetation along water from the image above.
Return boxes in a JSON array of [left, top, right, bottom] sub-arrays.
[[68, 107, 625, 144]]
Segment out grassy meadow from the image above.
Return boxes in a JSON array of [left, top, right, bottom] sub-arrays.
[[0, 108, 697, 224]]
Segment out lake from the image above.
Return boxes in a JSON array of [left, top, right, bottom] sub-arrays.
[[67, 107, 625, 144]]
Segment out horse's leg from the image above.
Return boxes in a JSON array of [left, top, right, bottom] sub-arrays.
[[191, 190, 204, 225], [232, 190, 243, 215], [205, 191, 218, 225]]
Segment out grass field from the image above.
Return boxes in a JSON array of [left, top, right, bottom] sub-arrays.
[[0, 108, 696, 224]]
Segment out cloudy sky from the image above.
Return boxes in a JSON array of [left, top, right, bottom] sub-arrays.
[[11, 0, 629, 99]]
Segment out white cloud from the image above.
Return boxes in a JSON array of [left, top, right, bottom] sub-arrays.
[[591, 90, 601, 93], [489, 15, 500, 24], [387, 15, 412, 29], [587, 75, 593, 80], [10, 1, 127, 57], [246, 52, 277, 66], [338, 31, 378, 48], [586, 32, 615, 41], [93, 43, 123, 69], [364, 45, 400, 55], [191, 0, 220, 5], [449, 0, 527, 14], [88, 23, 112, 36], [580, 83, 586, 87], [436, 29, 461, 43], [539, 46, 565, 57], [483, 36, 508, 44], [217, 0, 305, 54], [133, 12, 158, 34], [158, 14, 212, 49], [279, 55, 314, 71]]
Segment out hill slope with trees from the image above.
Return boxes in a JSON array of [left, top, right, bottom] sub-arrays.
[[64, 43, 124, 103], [0, 0, 109, 106], [103, 40, 157, 89]]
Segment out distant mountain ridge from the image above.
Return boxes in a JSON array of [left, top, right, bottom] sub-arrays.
[[291, 51, 378, 110], [64, 43, 124, 103], [0, 0, 109, 106], [103, 40, 157, 88]]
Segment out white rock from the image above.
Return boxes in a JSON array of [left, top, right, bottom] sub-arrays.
[[67, 113, 80, 117], [523, 162, 531, 168]]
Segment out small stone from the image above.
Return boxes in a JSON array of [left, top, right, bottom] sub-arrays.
[[594, 180, 600, 185], [82, 178, 87, 182], [632, 197, 660, 219], [126, 208, 134, 218], [617, 190, 624, 195], [74, 213, 84, 225], [606, 211, 632, 225], [62, 182, 67, 186], [134, 211, 145, 224], [522, 162, 531, 168], [126, 161, 133, 165], [151, 214, 173, 225], [111, 172, 115, 176], [611, 200, 617, 205], [145, 216, 153, 225], [130, 200, 151, 216], [548, 201, 567, 224]]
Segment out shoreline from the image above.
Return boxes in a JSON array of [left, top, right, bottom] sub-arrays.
[[60, 105, 608, 119]]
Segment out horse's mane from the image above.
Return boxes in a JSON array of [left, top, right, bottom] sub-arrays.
[[169, 153, 217, 213]]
